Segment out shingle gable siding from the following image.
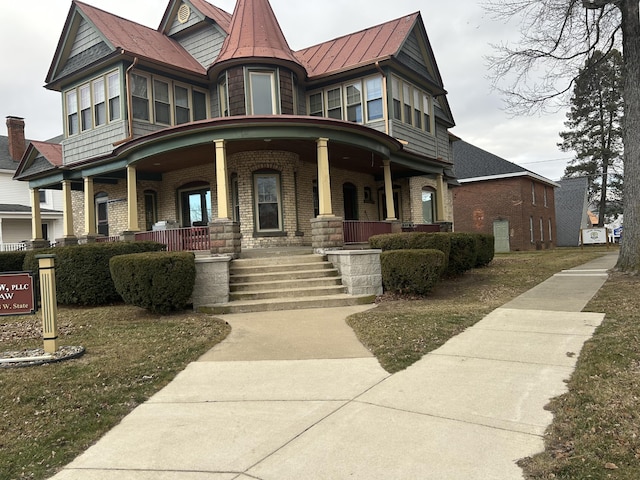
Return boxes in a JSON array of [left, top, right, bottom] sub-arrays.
[[175, 24, 226, 68], [70, 17, 106, 57], [63, 122, 127, 165], [58, 42, 113, 80], [167, 2, 207, 36], [396, 29, 435, 85]]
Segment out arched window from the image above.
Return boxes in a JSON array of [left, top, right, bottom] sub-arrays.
[[422, 187, 437, 224]]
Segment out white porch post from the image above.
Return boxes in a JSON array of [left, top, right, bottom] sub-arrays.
[[84, 177, 96, 236], [214, 139, 230, 219], [436, 173, 446, 221], [127, 165, 139, 231], [61, 180, 75, 237], [30, 188, 44, 240], [317, 138, 334, 216], [383, 159, 396, 220]]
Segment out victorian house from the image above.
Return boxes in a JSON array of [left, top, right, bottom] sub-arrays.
[[14, 0, 456, 256]]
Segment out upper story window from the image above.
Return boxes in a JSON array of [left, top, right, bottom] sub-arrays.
[[131, 72, 209, 125], [307, 75, 383, 125], [248, 70, 277, 115], [531, 181, 536, 205], [391, 75, 434, 134], [219, 76, 229, 117], [543, 186, 548, 207], [64, 70, 121, 137]]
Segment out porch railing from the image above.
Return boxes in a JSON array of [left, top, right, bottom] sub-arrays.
[[0, 242, 27, 252], [343, 221, 393, 244], [134, 226, 211, 252], [95, 235, 121, 243]]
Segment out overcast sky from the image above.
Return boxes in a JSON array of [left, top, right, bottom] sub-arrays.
[[0, 0, 573, 180]]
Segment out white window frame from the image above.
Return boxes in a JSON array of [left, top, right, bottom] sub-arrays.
[[219, 75, 229, 117], [107, 71, 121, 122], [131, 73, 151, 122], [66, 90, 78, 136], [365, 77, 383, 122], [92, 77, 106, 127], [174, 83, 191, 124], [248, 70, 278, 115], [153, 79, 172, 125], [345, 82, 363, 123], [307, 75, 383, 124], [253, 172, 283, 233]]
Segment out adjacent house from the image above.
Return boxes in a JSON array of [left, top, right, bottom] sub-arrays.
[[14, 0, 457, 256], [452, 139, 558, 252], [1, 117, 63, 251], [554, 177, 593, 247]]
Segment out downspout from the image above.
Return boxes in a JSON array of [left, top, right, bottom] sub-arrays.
[[113, 55, 138, 146], [375, 62, 390, 136]]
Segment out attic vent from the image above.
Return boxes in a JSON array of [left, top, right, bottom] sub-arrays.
[[177, 4, 191, 24]]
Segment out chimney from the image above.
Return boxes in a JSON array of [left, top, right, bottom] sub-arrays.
[[6, 116, 26, 162]]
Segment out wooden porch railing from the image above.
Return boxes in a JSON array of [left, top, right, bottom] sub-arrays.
[[0, 242, 27, 252], [343, 221, 393, 244], [134, 227, 211, 252]]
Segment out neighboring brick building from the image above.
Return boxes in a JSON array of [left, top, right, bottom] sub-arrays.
[[452, 139, 559, 252], [14, 0, 458, 255]]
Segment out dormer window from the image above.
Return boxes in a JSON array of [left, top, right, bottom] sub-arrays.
[[248, 70, 277, 115]]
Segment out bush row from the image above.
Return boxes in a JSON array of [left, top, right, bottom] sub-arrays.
[[381, 249, 446, 295], [110, 251, 196, 314]]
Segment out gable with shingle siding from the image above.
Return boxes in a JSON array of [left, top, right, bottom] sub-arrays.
[[396, 29, 436, 85], [175, 24, 227, 68]]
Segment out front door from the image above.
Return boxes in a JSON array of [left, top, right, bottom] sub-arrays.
[[493, 220, 510, 253], [343, 183, 358, 220]]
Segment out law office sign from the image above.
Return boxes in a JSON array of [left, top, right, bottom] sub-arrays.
[[0, 272, 35, 316]]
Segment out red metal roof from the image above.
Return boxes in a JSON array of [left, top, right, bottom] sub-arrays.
[[296, 13, 420, 78], [29, 141, 63, 167], [74, 1, 206, 75], [186, 0, 232, 33], [214, 0, 303, 70]]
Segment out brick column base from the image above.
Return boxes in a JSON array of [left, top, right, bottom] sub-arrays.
[[210, 219, 241, 257], [55, 236, 79, 247], [26, 239, 51, 250], [311, 216, 344, 250]]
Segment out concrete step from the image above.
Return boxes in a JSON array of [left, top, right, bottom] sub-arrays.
[[230, 276, 343, 292], [232, 254, 325, 267], [230, 262, 334, 276], [230, 268, 339, 284], [198, 294, 377, 314], [230, 285, 346, 301]]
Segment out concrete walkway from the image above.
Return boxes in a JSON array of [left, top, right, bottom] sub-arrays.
[[49, 253, 618, 480]]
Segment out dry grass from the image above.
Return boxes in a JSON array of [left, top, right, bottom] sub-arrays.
[[0, 305, 230, 480]]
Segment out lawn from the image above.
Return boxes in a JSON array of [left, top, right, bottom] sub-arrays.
[[0, 306, 230, 480]]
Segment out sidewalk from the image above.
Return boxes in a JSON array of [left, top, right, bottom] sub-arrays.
[[49, 253, 618, 480]]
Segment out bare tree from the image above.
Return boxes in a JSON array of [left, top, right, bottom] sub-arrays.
[[485, 0, 640, 273]]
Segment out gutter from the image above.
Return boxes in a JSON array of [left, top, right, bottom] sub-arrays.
[[113, 55, 138, 147]]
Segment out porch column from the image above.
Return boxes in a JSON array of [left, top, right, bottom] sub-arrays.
[[214, 139, 230, 219], [126, 165, 139, 232], [62, 180, 74, 237], [436, 174, 446, 221], [84, 177, 97, 236], [383, 160, 396, 220], [30, 188, 44, 240], [317, 138, 333, 216]]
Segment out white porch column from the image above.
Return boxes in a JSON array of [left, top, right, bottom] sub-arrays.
[[436, 173, 446, 221], [214, 139, 230, 219], [317, 138, 334, 216], [30, 188, 44, 240], [127, 165, 139, 231], [61, 180, 75, 237], [84, 177, 96, 236], [383, 159, 396, 220]]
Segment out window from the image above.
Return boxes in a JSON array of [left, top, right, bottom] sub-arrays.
[[413, 88, 422, 129], [107, 72, 121, 121], [540, 217, 544, 242], [366, 77, 383, 121], [96, 192, 109, 236], [327, 88, 342, 119], [422, 187, 436, 224], [254, 172, 282, 232], [131, 73, 150, 121], [79, 84, 91, 131], [403, 83, 412, 124], [249, 71, 276, 115], [193, 90, 207, 121], [175, 85, 190, 124], [423, 94, 432, 133], [66, 90, 78, 136], [93, 78, 106, 127], [312, 180, 319, 217], [154, 80, 171, 125], [144, 190, 158, 231], [531, 182, 536, 205], [529, 216, 534, 243], [39, 190, 47, 204], [343, 183, 358, 220], [231, 174, 240, 223], [392, 77, 402, 121], [219, 77, 229, 117], [346, 83, 362, 123], [309, 92, 323, 117], [543, 186, 548, 207], [548, 218, 553, 242], [180, 183, 211, 227]]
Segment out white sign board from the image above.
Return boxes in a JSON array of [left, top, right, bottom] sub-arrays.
[[581, 228, 609, 245]]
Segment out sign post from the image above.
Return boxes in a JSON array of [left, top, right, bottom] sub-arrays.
[[36, 255, 58, 354]]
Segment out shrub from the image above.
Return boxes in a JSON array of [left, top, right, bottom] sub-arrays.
[[475, 234, 495, 267], [369, 233, 410, 251], [380, 249, 446, 295], [23, 242, 166, 306], [0, 251, 28, 273], [110, 251, 196, 314], [446, 233, 478, 277]]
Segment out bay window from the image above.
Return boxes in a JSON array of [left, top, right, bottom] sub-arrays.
[[131, 73, 150, 121], [309, 92, 323, 117], [327, 88, 342, 119], [392, 77, 402, 120], [174, 85, 190, 124], [80, 84, 91, 131], [107, 72, 121, 121], [66, 90, 78, 136], [307, 75, 384, 124], [154, 79, 171, 125], [93, 78, 106, 127]]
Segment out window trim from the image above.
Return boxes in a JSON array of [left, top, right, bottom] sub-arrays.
[[253, 171, 283, 234], [391, 75, 434, 134], [421, 186, 437, 224], [247, 69, 278, 115]]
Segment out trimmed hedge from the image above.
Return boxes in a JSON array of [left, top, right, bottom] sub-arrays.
[[446, 232, 478, 277], [110, 251, 196, 314], [380, 249, 446, 295], [23, 242, 166, 306], [370, 232, 451, 258], [475, 234, 495, 267], [0, 251, 28, 273]]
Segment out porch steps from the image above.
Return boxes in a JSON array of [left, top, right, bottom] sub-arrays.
[[202, 252, 376, 314]]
